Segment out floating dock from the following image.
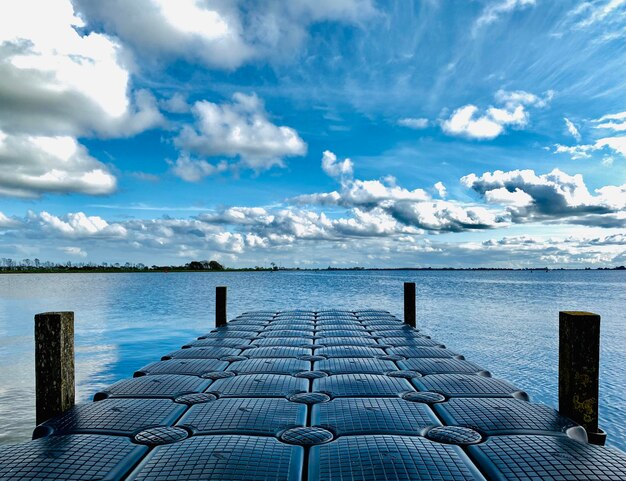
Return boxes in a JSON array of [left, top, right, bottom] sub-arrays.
[[1, 309, 626, 480]]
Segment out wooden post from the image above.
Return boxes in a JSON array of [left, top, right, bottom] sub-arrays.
[[34, 312, 75, 425], [559, 311, 605, 445], [404, 282, 416, 328], [216, 286, 227, 327]]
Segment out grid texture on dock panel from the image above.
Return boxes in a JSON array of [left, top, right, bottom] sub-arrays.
[[1, 310, 625, 480]]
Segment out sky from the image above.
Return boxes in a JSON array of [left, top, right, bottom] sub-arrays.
[[0, 0, 625, 268]]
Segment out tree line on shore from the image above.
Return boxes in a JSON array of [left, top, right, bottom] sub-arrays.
[[0, 257, 624, 273], [0, 258, 228, 272]]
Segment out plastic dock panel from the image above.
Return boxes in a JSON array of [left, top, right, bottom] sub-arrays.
[[178, 397, 306, 436], [0, 308, 620, 480]]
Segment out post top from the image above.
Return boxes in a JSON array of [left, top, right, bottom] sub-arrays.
[[35, 311, 74, 317], [559, 311, 600, 318]]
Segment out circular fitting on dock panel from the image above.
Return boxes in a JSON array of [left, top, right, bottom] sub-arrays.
[[220, 355, 248, 362], [134, 426, 189, 446], [426, 426, 482, 445], [298, 354, 327, 362], [280, 427, 334, 446], [377, 354, 405, 361], [386, 370, 421, 379], [202, 371, 236, 380], [288, 392, 331, 404], [174, 393, 218, 405], [294, 370, 328, 379], [402, 392, 446, 404]]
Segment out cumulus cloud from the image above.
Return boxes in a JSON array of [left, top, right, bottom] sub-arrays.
[[441, 89, 551, 140], [388, 201, 501, 233], [0, 211, 18, 227], [462, 168, 626, 225], [434, 182, 447, 199], [321, 150, 353, 180], [168, 154, 228, 182], [5, 206, 624, 268], [174, 93, 306, 175], [398, 118, 429, 129], [0, 0, 163, 197], [3, 163, 626, 266], [484, 187, 533, 206], [295, 155, 503, 233], [564, 118, 581, 142], [160, 93, 190, 114], [73, 0, 377, 69], [0, 133, 116, 197], [297, 178, 431, 209], [37, 211, 128, 238]]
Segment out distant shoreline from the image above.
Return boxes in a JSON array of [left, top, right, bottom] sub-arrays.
[[1, 266, 624, 274]]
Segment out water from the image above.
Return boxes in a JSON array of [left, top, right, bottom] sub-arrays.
[[0, 270, 624, 450]]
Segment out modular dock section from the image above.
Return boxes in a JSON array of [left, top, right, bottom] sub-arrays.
[[1, 309, 625, 480]]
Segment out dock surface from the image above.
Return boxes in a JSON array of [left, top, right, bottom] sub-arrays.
[[1, 309, 626, 480]]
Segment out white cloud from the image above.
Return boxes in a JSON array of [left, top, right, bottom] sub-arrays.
[[0, 132, 116, 197], [175, 93, 307, 173], [572, 0, 626, 28], [338, 179, 431, 207], [434, 182, 447, 199], [602, 156, 615, 167], [555, 137, 626, 160], [595, 137, 626, 157], [296, 157, 501, 232], [0, 211, 18, 227], [594, 111, 626, 132], [462, 168, 626, 225], [442, 105, 506, 140], [73, 0, 252, 69], [553, 143, 596, 159], [160, 93, 190, 114], [494, 89, 553, 108], [201, 207, 274, 226], [61, 246, 87, 258], [321, 150, 353, 180], [0, 0, 163, 197], [38, 211, 128, 238], [564, 118, 582, 142], [389, 200, 502, 232], [169, 154, 228, 182], [473, 0, 536, 33], [398, 118, 429, 129], [555, 111, 626, 161], [73, 0, 377, 69], [2, 187, 625, 268], [441, 89, 550, 140], [484, 187, 533, 206]]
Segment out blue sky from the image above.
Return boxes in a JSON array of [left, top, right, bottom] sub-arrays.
[[0, 0, 625, 267]]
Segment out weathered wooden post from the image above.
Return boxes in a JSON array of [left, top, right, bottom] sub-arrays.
[[404, 282, 416, 328], [559, 311, 605, 445], [216, 286, 227, 327], [35, 312, 75, 425]]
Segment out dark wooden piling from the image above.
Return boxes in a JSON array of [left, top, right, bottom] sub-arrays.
[[34, 312, 75, 425], [216, 286, 227, 327], [404, 282, 416, 328], [559, 311, 605, 445]]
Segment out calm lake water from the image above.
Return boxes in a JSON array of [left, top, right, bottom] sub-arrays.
[[0, 270, 624, 450]]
